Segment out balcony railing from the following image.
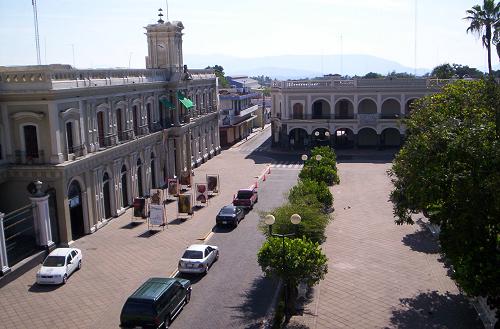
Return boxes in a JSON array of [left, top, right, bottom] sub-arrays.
[[117, 130, 134, 142], [137, 125, 149, 136], [14, 150, 46, 165], [280, 113, 403, 121], [98, 134, 117, 148], [68, 144, 85, 158]]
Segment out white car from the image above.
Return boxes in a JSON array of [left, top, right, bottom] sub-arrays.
[[36, 248, 82, 285], [178, 244, 219, 274]]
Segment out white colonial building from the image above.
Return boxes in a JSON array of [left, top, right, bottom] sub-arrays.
[[270, 77, 446, 149], [0, 18, 220, 247]]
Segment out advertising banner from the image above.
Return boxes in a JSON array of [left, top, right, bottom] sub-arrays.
[[207, 174, 219, 194], [178, 194, 192, 214], [150, 189, 164, 205], [133, 197, 147, 218], [195, 183, 208, 204], [167, 179, 179, 197], [149, 204, 165, 226]]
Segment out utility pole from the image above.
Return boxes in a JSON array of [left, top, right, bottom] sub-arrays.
[[32, 0, 41, 65]]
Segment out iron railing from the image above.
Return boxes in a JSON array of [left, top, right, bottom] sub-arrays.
[[14, 150, 46, 164]]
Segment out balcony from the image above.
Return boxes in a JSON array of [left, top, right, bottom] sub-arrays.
[[98, 134, 117, 148], [117, 130, 134, 142], [137, 125, 149, 136], [14, 150, 46, 165], [67, 144, 85, 158]]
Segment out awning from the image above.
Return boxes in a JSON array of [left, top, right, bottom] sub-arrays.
[[177, 91, 194, 109], [160, 98, 175, 109]]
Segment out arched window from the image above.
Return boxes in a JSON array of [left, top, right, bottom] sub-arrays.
[[146, 103, 152, 131], [292, 103, 303, 119], [97, 111, 105, 147], [116, 108, 124, 141], [23, 125, 39, 159], [66, 122, 74, 153], [132, 105, 139, 136]]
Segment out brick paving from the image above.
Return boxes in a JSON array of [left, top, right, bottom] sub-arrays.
[[0, 150, 269, 329], [286, 161, 483, 329]]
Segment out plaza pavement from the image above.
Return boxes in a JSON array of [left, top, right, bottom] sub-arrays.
[[285, 160, 483, 329], [0, 148, 270, 329]]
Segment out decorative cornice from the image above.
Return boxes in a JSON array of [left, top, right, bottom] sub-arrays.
[[10, 111, 45, 121]]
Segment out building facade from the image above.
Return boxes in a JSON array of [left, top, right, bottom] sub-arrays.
[[0, 19, 220, 245], [218, 87, 260, 146], [270, 77, 446, 149]]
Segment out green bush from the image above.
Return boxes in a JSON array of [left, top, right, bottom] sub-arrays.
[[301, 146, 340, 185], [289, 179, 333, 209]]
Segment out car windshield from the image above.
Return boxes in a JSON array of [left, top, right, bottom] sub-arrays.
[[122, 301, 155, 316], [182, 250, 204, 259], [219, 207, 235, 215], [43, 256, 66, 267], [237, 191, 253, 199]]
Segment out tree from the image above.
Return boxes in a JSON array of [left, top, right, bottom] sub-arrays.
[[464, 0, 500, 76], [260, 202, 330, 244], [388, 79, 500, 316], [205, 65, 229, 87], [431, 63, 455, 79], [257, 237, 328, 316], [299, 146, 340, 185], [387, 71, 415, 78], [363, 72, 383, 79]]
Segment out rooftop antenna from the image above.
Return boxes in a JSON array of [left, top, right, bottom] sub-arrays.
[[414, 0, 418, 76], [32, 0, 41, 65]]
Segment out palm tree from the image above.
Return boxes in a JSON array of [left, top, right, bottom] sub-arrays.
[[464, 0, 500, 76]]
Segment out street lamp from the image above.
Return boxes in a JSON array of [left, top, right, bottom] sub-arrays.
[[264, 213, 301, 318]]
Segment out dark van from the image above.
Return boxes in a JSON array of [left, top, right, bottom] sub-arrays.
[[120, 277, 191, 329]]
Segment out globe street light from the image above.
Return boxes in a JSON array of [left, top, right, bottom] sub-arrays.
[[264, 213, 301, 318]]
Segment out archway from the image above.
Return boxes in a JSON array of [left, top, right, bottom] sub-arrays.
[[357, 128, 379, 147], [381, 128, 401, 147], [68, 180, 85, 240], [311, 128, 331, 147], [334, 128, 355, 148], [288, 128, 308, 149], [121, 165, 129, 207], [311, 100, 331, 119], [137, 158, 143, 197], [358, 98, 377, 114], [405, 98, 418, 116], [334, 99, 354, 118], [292, 103, 304, 119], [381, 99, 401, 119], [150, 153, 156, 189], [103, 172, 112, 219]]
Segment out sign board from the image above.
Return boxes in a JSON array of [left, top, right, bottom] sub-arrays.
[[195, 183, 208, 204], [178, 194, 193, 214], [207, 174, 219, 194], [149, 204, 165, 226], [150, 189, 164, 205], [180, 171, 192, 187], [133, 197, 147, 218], [167, 179, 179, 197]]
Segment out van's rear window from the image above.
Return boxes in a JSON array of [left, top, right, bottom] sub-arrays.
[[237, 191, 253, 199], [122, 301, 155, 316]]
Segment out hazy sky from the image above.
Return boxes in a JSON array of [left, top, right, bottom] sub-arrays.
[[0, 0, 496, 71]]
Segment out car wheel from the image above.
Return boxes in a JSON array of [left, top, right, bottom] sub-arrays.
[[185, 290, 191, 304], [62, 274, 68, 285], [77, 260, 82, 270], [163, 315, 171, 329]]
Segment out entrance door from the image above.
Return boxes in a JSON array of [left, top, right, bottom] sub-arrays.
[[97, 112, 105, 147], [68, 181, 85, 240], [133, 105, 139, 136], [66, 122, 74, 153], [23, 125, 39, 158], [103, 173, 112, 219], [116, 109, 123, 141]]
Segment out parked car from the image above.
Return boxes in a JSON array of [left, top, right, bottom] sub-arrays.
[[178, 244, 219, 275], [120, 277, 191, 329], [232, 187, 258, 209], [216, 205, 245, 227], [36, 248, 82, 285]]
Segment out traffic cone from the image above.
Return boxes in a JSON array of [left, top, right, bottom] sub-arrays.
[[263, 174, 266, 182]]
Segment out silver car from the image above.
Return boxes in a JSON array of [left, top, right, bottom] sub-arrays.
[[178, 244, 219, 275]]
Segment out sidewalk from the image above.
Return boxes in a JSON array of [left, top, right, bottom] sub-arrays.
[[285, 162, 482, 329]]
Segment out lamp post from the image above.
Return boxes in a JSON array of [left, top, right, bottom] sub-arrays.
[[264, 213, 302, 318]]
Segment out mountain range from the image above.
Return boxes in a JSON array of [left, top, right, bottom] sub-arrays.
[[184, 54, 433, 79]]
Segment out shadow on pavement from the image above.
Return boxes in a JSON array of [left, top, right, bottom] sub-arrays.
[[388, 291, 483, 329], [168, 217, 189, 225], [176, 272, 204, 285], [137, 230, 161, 238], [28, 283, 63, 293], [401, 227, 440, 254], [120, 221, 144, 229], [228, 276, 278, 329], [212, 224, 236, 233]]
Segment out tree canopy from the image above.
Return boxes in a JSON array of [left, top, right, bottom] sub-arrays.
[[431, 63, 485, 79], [389, 79, 500, 314], [205, 65, 229, 87]]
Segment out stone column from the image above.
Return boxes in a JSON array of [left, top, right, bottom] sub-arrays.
[[29, 181, 55, 250], [79, 100, 88, 156], [0, 212, 10, 275], [174, 94, 181, 126], [174, 137, 183, 177], [48, 102, 64, 164]]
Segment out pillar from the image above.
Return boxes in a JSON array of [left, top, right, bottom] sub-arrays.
[[29, 181, 55, 250], [0, 212, 10, 275]]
